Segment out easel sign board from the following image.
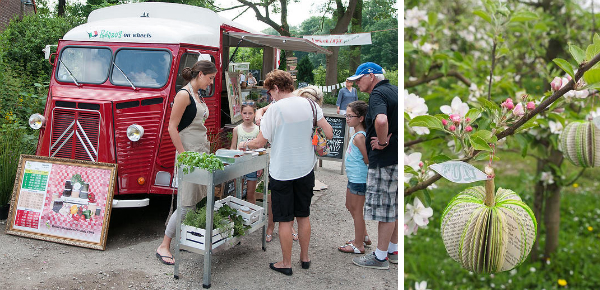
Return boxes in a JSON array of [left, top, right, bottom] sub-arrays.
[[317, 114, 350, 174], [5, 155, 117, 250]]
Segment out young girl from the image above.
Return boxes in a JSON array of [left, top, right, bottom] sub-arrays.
[[338, 100, 372, 254], [231, 102, 260, 204]]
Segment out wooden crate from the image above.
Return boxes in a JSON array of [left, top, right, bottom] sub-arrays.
[[180, 223, 234, 251], [215, 196, 263, 226]]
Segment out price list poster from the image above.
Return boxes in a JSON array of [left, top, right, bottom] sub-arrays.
[[6, 155, 117, 250]]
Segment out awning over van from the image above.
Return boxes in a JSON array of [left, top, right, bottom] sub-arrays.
[[225, 32, 332, 55]]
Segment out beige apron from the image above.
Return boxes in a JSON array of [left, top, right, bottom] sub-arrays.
[[177, 89, 210, 207]]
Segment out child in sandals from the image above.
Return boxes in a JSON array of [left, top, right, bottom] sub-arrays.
[[338, 101, 372, 254]]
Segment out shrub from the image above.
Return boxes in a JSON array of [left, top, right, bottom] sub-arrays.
[[0, 124, 37, 205]]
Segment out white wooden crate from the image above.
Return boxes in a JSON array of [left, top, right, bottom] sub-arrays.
[[215, 196, 264, 226], [180, 223, 234, 251]]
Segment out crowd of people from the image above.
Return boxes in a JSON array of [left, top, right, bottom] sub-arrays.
[[155, 61, 398, 275]]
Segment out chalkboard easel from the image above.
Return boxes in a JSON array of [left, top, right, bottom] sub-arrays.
[[317, 113, 350, 175]]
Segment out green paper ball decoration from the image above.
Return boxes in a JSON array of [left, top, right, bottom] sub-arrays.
[[559, 121, 600, 167], [440, 184, 537, 274]]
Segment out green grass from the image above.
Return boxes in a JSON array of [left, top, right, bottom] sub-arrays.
[[405, 154, 600, 289]]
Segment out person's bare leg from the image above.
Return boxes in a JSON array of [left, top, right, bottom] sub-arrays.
[[391, 220, 398, 244], [267, 195, 274, 241], [156, 235, 173, 263], [349, 192, 366, 252], [246, 179, 257, 204], [273, 221, 293, 268], [376, 221, 396, 252], [296, 216, 311, 262]]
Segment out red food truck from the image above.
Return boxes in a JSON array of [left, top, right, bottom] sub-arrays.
[[29, 2, 330, 207]]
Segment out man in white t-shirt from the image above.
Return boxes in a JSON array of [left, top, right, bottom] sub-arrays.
[[242, 70, 332, 276]]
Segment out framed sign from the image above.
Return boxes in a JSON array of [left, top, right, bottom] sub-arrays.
[[6, 155, 117, 250], [317, 113, 350, 174], [225, 71, 243, 124]]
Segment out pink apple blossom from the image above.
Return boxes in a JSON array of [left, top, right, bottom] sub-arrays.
[[449, 114, 461, 123], [449, 125, 456, 131], [465, 117, 471, 122], [419, 161, 424, 168], [502, 100, 514, 110], [551, 77, 562, 91], [465, 126, 473, 132], [527, 101, 535, 111], [442, 119, 448, 126], [513, 103, 525, 116]]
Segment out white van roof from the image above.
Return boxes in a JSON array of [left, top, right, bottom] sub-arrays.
[[63, 2, 258, 47]]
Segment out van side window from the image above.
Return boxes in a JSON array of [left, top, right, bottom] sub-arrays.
[[175, 53, 215, 97], [111, 49, 171, 88]]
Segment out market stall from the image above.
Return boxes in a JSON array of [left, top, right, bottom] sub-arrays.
[[173, 150, 269, 288]]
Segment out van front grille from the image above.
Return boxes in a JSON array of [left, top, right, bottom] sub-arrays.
[[50, 108, 100, 161]]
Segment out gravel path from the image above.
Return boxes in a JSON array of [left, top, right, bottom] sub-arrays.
[[0, 160, 398, 289]]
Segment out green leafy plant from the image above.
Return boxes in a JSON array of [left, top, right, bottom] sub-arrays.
[[177, 152, 224, 174], [183, 203, 248, 238], [0, 124, 36, 205]]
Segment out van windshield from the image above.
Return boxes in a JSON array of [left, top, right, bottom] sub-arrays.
[[111, 49, 171, 88], [56, 47, 111, 84]]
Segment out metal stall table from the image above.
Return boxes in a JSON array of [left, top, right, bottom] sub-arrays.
[[173, 153, 269, 288]]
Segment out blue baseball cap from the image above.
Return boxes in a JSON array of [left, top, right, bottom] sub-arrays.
[[347, 62, 383, 81]]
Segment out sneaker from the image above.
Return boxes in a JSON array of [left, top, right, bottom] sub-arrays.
[[352, 252, 389, 270], [387, 251, 398, 264]]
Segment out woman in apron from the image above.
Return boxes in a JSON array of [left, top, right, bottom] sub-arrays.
[[156, 60, 217, 265]]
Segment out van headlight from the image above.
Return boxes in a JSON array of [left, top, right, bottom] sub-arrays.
[[126, 124, 144, 141], [29, 113, 46, 130]]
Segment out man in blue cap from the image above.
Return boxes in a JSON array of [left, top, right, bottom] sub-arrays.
[[346, 62, 398, 270]]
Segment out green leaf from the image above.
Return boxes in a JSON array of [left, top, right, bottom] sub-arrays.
[[404, 112, 411, 121], [569, 44, 586, 64], [510, 11, 538, 22], [405, 165, 418, 176], [585, 37, 600, 65], [474, 152, 500, 161], [453, 51, 464, 62], [580, 82, 600, 91], [470, 136, 492, 152], [497, 47, 510, 58], [513, 134, 530, 158], [477, 97, 500, 114], [430, 154, 452, 163], [416, 190, 432, 207], [428, 11, 438, 26], [404, 41, 415, 52], [473, 10, 492, 24], [471, 130, 494, 143], [465, 108, 481, 123], [553, 58, 575, 80], [583, 68, 600, 85], [515, 119, 539, 133], [408, 115, 444, 131]]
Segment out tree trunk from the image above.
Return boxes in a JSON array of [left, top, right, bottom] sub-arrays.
[[543, 182, 561, 258], [530, 159, 546, 262], [543, 149, 563, 258], [58, 0, 66, 17], [349, 0, 363, 73], [326, 47, 340, 86], [325, 0, 359, 86]]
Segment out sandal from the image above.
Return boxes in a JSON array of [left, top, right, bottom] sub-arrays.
[[346, 237, 372, 246], [266, 234, 273, 242], [338, 243, 364, 254]]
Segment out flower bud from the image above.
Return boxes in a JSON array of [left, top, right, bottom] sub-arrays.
[[551, 77, 562, 91], [502, 101, 514, 110], [513, 103, 525, 116], [442, 119, 448, 126], [419, 161, 424, 168], [526, 101, 535, 111], [466, 117, 471, 122], [449, 125, 456, 131], [553, 108, 565, 113], [449, 114, 461, 123], [465, 126, 473, 132]]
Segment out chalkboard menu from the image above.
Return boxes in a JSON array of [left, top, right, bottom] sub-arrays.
[[322, 115, 348, 159]]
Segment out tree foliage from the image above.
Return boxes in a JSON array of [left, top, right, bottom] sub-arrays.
[[296, 55, 314, 83]]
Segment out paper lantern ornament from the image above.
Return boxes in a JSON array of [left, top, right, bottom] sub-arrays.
[[440, 176, 537, 273], [559, 121, 600, 167]]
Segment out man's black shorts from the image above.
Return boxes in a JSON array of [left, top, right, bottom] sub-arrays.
[[269, 170, 315, 222]]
